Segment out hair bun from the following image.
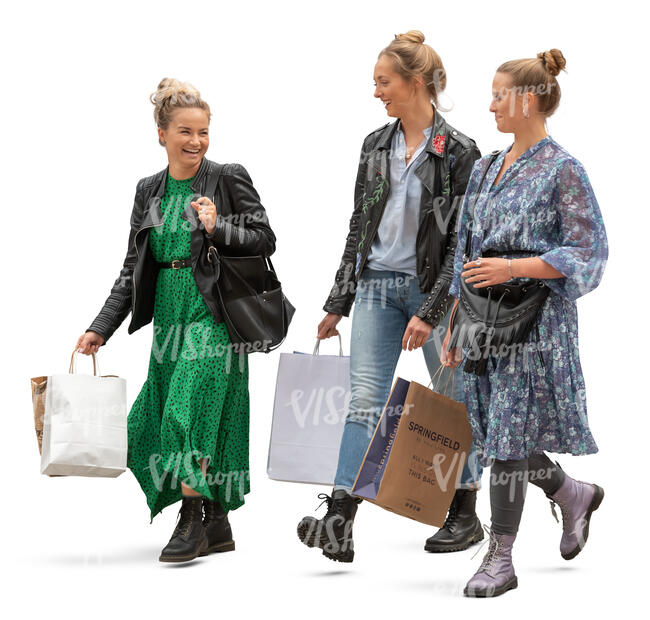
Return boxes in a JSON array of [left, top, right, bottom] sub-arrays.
[[395, 30, 425, 45], [150, 77, 201, 107], [537, 49, 566, 77]]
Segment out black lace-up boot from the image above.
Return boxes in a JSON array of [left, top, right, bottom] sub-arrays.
[[296, 490, 362, 563], [424, 489, 484, 552], [159, 496, 208, 563], [199, 497, 235, 555]]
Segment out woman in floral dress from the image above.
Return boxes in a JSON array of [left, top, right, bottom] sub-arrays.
[[442, 49, 608, 597]]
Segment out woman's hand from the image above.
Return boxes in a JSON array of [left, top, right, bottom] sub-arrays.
[[461, 257, 511, 287], [440, 325, 462, 367], [317, 313, 343, 339], [190, 197, 218, 235], [76, 331, 105, 355], [402, 316, 433, 351]]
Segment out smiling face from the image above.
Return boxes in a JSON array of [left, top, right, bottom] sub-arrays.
[[158, 107, 210, 173], [490, 71, 533, 134], [373, 54, 421, 118]]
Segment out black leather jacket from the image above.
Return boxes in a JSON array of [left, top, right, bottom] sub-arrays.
[[86, 157, 276, 344], [323, 109, 481, 327]]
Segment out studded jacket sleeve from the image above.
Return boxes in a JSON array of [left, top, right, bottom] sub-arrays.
[[415, 143, 482, 326], [85, 179, 146, 345], [322, 138, 371, 316]]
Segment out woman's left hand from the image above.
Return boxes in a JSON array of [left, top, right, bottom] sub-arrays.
[[190, 197, 218, 235], [461, 257, 511, 287], [402, 316, 433, 351]]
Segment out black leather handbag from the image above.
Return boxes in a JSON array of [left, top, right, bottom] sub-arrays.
[[203, 165, 295, 354], [448, 150, 550, 375]]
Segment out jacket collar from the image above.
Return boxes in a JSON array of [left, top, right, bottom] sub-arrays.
[[153, 155, 211, 199], [375, 107, 448, 158], [140, 157, 212, 232]]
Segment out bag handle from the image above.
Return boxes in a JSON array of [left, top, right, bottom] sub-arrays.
[[463, 149, 501, 261], [69, 348, 100, 376], [312, 333, 344, 356], [427, 363, 455, 398]]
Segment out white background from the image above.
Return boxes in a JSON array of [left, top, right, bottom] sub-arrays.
[[3, 0, 647, 617]]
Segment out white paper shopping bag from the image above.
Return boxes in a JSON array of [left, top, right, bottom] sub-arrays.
[[40, 350, 127, 477], [267, 335, 350, 485]]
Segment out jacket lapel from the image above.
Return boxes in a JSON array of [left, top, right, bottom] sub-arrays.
[[138, 157, 211, 231], [138, 170, 166, 231], [415, 108, 448, 195]]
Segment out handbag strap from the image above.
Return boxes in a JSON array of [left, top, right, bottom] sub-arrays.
[[463, 149, 501, 261], [203, 162, 224, 205], [203, 161, 278, 276]]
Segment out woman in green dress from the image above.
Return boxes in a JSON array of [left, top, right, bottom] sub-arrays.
[[75, 78, 276, 563]]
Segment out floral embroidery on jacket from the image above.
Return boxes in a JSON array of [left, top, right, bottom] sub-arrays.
[[433, 133, 446, 154]]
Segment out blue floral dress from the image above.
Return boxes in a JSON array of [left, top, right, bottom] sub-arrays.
[[448, 136, 608, 466]]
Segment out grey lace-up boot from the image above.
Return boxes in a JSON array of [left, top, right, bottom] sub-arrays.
[[547, 472, 604, 560], [464, 527, 518, 598]]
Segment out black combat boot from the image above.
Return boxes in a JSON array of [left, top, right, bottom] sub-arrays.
[[159, 496, 209, 563], [296, 490, 362, 563], [199, 497, 235, 555], [424, 489, 484, 552]]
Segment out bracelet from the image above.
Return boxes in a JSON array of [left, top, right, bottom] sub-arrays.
[[507, 259, 513, 278]]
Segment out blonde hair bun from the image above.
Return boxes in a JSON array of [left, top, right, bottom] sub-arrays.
[[537, 49, 567, 77], [395, 30, 425, 45]]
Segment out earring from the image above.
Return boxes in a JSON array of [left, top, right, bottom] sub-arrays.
[[161, 140, 166, 146]]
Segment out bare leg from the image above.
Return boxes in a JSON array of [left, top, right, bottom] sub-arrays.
[[181, 457, 208, 497]]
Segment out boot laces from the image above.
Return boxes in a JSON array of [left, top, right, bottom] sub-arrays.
[[442, 498, 460, 530], [316, 493, 338, 519], [174, 500, 199, 537], [204, 500, 216, 523], [549, 498, 570, 526], [471, 525, 501, 571]]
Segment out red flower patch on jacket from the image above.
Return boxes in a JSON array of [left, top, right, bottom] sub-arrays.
[[433, 134, 446, 154]]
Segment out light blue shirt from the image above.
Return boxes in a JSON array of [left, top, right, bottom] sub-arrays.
[[366, 123, 433, 276]]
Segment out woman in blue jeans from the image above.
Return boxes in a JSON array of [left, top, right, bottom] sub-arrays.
[[296, 30, 484, 563]]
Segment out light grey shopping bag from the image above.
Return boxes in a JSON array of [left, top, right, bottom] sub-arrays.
[[267, 335, 350, 484]]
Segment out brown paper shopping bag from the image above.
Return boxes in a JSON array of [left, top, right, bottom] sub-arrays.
[[30, 376, 48, 454], [351, 372, 473, 527]]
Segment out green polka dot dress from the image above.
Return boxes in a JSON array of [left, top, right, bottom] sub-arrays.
[[127, 172, 250, 523]]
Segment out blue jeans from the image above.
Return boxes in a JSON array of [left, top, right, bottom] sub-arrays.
[[333, 269, 483, 492]]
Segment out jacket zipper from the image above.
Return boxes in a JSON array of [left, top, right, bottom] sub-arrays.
[[132, 222, 164, 318], [355, 170, 390, 278]]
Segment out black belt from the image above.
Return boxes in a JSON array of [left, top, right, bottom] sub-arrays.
[[481, 249, 539, 257], [157, 257, 192, 269]]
